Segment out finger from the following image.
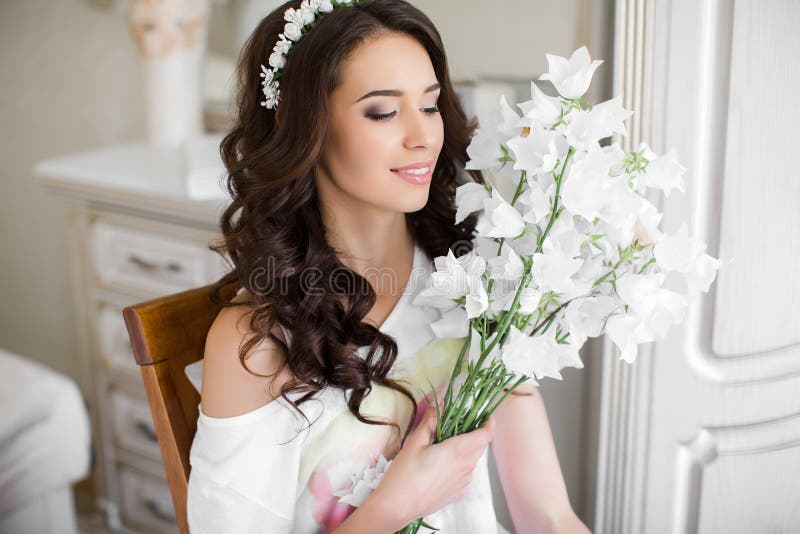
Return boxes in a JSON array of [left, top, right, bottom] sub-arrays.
[[423, 391, 446, 413], [466, 439, 490, 464], [449, 421, 494, 450], [483, 417, 496, 439], [471, 416, 495, 440], [485, 416, 495, 430], [407, 404, 438, 449], [446, 430, 483, 452]]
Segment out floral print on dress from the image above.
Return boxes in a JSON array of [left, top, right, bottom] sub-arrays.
[[307, 469, 356, 532]]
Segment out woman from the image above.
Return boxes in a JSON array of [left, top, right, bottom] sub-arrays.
[[188, 1, 589, 532]]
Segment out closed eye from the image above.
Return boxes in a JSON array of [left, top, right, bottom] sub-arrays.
[[366, 106, 441, 122]]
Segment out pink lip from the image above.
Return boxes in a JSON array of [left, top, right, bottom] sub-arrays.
[[391, 166, 433, 185], [390, 159, 434, 185], [391, 159, 434, 171]]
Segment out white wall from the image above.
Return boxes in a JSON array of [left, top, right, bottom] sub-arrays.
[[412, 0, 584, 81], [0, 1, 144, 380]]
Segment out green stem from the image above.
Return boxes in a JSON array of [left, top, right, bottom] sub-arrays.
[[511, 170, 528, 204], [535, 147, 575, 254], [482, 375, 530, 421], [530, 299, 572, 336], [440, 371, 478, 438], [637, 256, 656, 274], [393, 517, 440, 534], [460, 363, 504, 431], [442, 327, 471, 409], [460, 149, 576, 392], [480, 374, 518, 419], [437, 328, 472, 442]]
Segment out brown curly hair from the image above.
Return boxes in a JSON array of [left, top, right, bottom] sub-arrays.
[[209, 0, 485, 444]]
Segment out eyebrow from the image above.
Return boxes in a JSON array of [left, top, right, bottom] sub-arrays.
[[354, 82, 441, 103]]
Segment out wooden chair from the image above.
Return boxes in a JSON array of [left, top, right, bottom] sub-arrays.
[[122, 283, 237, 533]]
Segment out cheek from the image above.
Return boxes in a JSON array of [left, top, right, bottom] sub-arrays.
[[347, 126, 394, 178], [323, 117, 441, 212], [333, 123, 397, 192]]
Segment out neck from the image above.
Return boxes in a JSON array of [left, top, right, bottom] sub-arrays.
[[315, 181, 414, 278]]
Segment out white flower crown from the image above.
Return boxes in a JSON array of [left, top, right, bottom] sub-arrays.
[[260, 0, 363, 110]]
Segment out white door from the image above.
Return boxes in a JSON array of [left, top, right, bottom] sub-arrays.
[[593, 1, 800, 533]]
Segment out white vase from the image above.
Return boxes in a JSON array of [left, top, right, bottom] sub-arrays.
[[128, 0, 210, 148]]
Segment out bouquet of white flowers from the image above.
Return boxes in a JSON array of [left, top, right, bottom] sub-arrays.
[[339, 46, 722, 534]]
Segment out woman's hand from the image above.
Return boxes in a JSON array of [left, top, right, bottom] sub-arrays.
[[372, 400, 496, 525]]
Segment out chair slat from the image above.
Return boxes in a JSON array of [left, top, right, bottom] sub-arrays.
[[123, 282, 237, 534]]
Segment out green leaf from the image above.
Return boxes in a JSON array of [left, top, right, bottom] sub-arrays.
[[420, 520, 440, 531], [425, 377, 442, 443]]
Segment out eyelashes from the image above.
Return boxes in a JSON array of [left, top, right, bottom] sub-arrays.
[[366, 107, 441, 122]]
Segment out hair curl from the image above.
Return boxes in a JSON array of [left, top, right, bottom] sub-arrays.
[[209, 0, 487, 444]]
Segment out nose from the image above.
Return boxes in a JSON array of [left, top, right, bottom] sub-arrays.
[[402, 105, 439, 150]]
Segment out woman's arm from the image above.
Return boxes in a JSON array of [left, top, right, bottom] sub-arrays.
[[491, 382, 591, 533]]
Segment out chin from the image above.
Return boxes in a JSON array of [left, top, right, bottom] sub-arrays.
[[395, 188, 430, 213]]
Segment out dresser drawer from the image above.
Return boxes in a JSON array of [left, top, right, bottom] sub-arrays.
[[95, 300, 139, 375], [110, 388, 161, 461], [118, 465, 178, 534], [88, 218, 222, 296]]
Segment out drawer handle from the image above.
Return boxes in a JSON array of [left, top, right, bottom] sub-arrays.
[[165, 261, 183, 273], [143, 498, 175, 523], [135, 420, 159, 443], [127, 254, 158, 272], [127, 255, 184, 274]]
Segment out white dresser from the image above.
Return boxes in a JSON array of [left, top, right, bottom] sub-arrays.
[[36, 141, 230, 533]]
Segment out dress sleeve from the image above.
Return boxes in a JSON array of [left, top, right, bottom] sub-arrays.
[[187, 477, 294, 533], [187, 397, 309, 534]]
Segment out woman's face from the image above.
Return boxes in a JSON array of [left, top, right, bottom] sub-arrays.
[[316, 32, 444, 214]]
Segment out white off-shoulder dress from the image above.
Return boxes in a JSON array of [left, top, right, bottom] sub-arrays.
[[184, 242, 512, 533]]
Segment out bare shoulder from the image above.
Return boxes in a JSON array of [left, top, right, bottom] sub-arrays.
[[200, 289, 295, 418]]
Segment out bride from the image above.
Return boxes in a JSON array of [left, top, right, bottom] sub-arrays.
[[188, 1, 590, 532]]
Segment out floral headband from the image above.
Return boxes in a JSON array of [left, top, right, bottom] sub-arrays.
[[260, 0, 363, 109]]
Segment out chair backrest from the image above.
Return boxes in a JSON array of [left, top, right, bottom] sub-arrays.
[[123, 283, 237, 533]]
